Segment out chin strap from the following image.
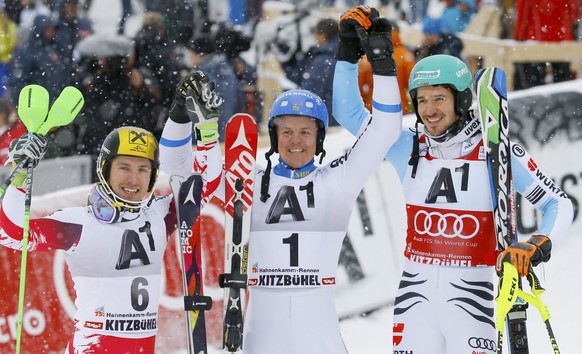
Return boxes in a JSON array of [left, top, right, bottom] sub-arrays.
[[408, 121, 420, 179], [260, 150, 274, 202], [260, 149, 325, 202]]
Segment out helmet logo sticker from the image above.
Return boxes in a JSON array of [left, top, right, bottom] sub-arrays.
[[130, 130, 148, 145], [411, 69, 440, 84], [117, 128, 156, 160], [280, 100, 289, 107], [292, 103, 300, 110], [305, 101, 314, 108], [456, 66, 469, 78]]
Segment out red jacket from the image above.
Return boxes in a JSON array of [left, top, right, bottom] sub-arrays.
[[0, 120, 26, 165], [514, 0, 579, 41]]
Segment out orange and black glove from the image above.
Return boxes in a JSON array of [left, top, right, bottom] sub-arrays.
[[335, 5, 379, 63], [496, 235, 552, 277]]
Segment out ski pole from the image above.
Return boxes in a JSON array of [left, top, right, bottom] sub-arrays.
[[14, 160, 34, 354], [9, 85, 84, 354], [496, 263, 560, 354], [496, 261, 519, 354], [0, 86, 84, 199], [521, 269, 560, 354]]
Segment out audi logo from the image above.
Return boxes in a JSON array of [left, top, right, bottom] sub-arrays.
[[468, 337, 496, 350], [414, 210, 479, 239]]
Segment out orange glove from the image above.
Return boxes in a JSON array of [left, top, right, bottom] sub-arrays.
[[339, 5, 378, 32], [496, 235, 552, 277], [336, 6, 379, 63]]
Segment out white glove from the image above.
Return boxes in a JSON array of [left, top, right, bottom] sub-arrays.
[[6, 132, 48, 169]]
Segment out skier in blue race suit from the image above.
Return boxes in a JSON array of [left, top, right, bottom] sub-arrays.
[[158, 7, 404, 354], [332, 18, 574, 354]]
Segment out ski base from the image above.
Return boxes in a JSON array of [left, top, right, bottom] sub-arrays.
[[170, 173, 210, 354], [476, 67, 531, 354], [221, 113, 258, 353]]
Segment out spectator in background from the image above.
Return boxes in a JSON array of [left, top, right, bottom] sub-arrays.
[[229, 40, 260, 122], [15, 0, 51, 44], [74, 40, 163, 160], [441, 0, 477, 33], [79, 0, 91, 14], [0, 5, 16, 97], [186, 25, 249, 141], [513, 0, 579, 90], [3, 0, 22, 25], [414, 16, 464, 62], [54, 0, 93, 85], [133, 11, 182, 108], [117, 0, 132, 35], [282, 18, 339, 126], [0, 98, 25, 164], [358, 22, 415, 114], [144, 0, 194, 45], [8, 15, 70, 104], [408, 0, 430, 24]]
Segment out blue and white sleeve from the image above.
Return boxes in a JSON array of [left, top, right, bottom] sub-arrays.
[[159, 119, 195, 177], [332, 61, 370, 136], [511, 142, 574, 247]]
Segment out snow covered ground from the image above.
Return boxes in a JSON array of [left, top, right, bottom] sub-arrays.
[[86, 1, 582, 353]]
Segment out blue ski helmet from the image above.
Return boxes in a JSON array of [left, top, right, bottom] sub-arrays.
[[267, 89, 328, 156]]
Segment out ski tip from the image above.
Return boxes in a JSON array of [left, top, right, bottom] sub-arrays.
[[474, 68, 486, 84], [54, 86, 85, 118], [492, 68, 507, 98], [226, 113, 256, 126], [17, 84, 50, 133], [37, 86, 85, 135], [475, 67, 508, 99]]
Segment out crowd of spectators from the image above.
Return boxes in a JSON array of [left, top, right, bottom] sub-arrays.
[[0, 0, 579, 165]]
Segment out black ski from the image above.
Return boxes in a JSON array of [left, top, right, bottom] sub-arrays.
[[170, 173, 212, 354]]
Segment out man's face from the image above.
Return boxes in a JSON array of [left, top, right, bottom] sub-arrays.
[[416, 85, 459, 136], [108, 155, 152, 202], [276, 115, 318, 169]]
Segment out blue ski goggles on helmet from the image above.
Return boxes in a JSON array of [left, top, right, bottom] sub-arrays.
[[88, 184, 120, 223]]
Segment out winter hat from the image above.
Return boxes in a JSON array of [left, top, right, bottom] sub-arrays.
[[314, 18, 338, 40], [422, 16, 443, 35]]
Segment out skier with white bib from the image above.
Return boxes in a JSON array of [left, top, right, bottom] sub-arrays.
[[332, 12, 574, 352], [0, 77, 223, 353], [158, 7, 403, 353]]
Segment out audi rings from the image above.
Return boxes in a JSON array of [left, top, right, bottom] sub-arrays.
[[414, 210, 479, 239], [468, 337, 496, 350]]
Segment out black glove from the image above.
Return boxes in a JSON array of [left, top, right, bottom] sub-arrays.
[[335, 5, 379, 63], [169, 71, 223, 125], [7, 132, 48, 168], [357, 18, 396, 76]]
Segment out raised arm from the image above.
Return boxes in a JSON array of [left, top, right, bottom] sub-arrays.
[[329, 10, 403, 200], [159, 71, 224, 204]]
